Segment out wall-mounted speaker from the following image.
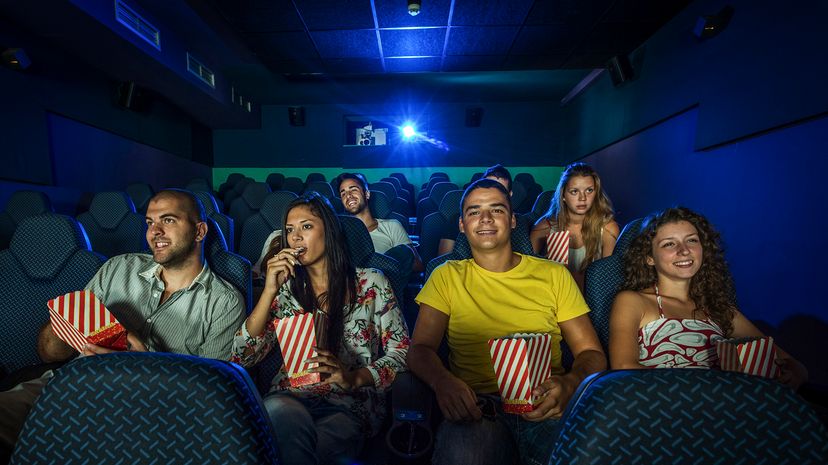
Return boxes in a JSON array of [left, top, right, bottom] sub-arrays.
[[288, 106, 305, 126], [465, 107, 483, 127], [115, 81, 151, 112], [606, 55, 634, 87]]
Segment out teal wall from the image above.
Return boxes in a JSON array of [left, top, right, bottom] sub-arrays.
[[213, 166, 564, 195]]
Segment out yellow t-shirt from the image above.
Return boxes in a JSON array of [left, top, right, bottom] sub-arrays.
[[415, 253, 590, 394]]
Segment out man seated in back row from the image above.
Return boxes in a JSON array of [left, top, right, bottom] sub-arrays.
[[0, 189, 246, 456], [408, 179, 606, 465], [335, 172, 423, 276]]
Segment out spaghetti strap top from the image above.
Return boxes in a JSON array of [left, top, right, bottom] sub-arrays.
[[637, 285, 725, 368]]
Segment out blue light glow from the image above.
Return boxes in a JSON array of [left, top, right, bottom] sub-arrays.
[[402, 125, 416, 139]]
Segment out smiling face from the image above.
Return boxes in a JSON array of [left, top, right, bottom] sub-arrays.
[[285, 204, 327, 268], [459, 186, 516, 252], [338, 178, 369, 215], [145, 195, 205, 269], [647, 220, 703, 281], [562, 175, 596, 217]]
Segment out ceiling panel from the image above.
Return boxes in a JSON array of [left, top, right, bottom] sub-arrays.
[[442, 55, 505, 72], [381, 28, 446, 57], [385, 57, 442, 72], [446, 27, 519, 56], [510, 25, 580, 55], [246, 31, 318, 61], [374, 0, 451, 28], [294, 0, 375, 30], [323, 57, 384, 74], [208, 0, 693, 75], [451, 0, 535, 26], [312, 29, 381, 58]]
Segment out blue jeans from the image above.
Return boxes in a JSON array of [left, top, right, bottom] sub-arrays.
[[432, 394, 561, 465], [263, 393, 364, 465]]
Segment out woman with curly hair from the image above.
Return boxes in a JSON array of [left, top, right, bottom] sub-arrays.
[[530, 162, 619, 289], [608, 207, 807, 389], [229, 192, 410, 465]]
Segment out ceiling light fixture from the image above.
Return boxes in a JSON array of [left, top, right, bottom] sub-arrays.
[[407, 0, 420, 16]]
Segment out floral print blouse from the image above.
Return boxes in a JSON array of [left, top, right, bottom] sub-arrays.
[[230, 268, 410, 436]]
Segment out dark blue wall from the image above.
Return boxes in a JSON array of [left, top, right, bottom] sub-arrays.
[[0, 16, 211, 213], [573, 0, 828, 384]]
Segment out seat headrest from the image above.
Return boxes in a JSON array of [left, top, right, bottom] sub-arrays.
[[241, 183, 272, 208], [338, 215, 373, 265], [438, 190, 463, 220], [5, 190, 54, 223], [88, 192, 135, 229], [125, 183, 154, 211], [369, 191, 392, 219], [194, 191, 220, 215], [260, 191, 299, 230], [203, 216, 228, 256], [10, 214, 92, 279], [615, 218, 645, 256]]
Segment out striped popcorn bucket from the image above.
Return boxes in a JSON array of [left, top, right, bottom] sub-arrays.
[[488, 333, 553, 414], [275, 312, 321, 387], [716, 336, 780, 379], [546, 230, 570, 265], [47, 290, 127, 353]]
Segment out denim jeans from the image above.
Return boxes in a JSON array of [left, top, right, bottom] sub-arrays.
[[264, 393, 364, 465], [432, 394, 561, 465]]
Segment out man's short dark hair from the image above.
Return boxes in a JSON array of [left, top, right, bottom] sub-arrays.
[[460, 178, 512, 216], [151, 189, 207, 224], [334, 172, 369, 193], [483, 164, 512, 191]]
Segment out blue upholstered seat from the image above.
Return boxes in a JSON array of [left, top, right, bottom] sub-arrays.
[[228, 182, 272, 251], [0, 214, 105, 374], [11, 352, 279, 465], [0, 190, 54, 250], [549, 369, 828, 465], [125, 182, 154, 214], [339, 215, 406, 305], [237, 191, 298, 265], [194, 190, 236, 252], [76, 191, 147, 258]]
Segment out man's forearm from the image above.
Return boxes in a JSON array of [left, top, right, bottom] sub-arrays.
[[408, 344, 453, 390], [568, 349, 606, 383]]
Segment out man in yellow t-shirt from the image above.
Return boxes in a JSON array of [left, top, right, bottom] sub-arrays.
[[408, 178, 606, 465]]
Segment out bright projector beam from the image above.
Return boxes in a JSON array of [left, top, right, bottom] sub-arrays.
[[402, 125, 416, 139]]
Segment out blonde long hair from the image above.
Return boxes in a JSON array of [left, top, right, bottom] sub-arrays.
[[544, 162, 615, 270]]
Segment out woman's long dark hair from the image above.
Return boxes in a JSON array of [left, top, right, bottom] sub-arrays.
[[622, 207, 737, 336], [282, 192, 356, 353]]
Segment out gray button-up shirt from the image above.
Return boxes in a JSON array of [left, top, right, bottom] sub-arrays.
[[85, 253, 245, 359]]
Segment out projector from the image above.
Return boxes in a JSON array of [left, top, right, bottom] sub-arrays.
[[356, 123, 388, 146]]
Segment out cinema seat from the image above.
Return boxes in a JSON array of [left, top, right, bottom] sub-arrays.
[[0, 214, 105, 374], [0, 190, 54, 250], [419, 190, 462, 267], [549, 369, 828, 465], [202, 217, 252, 315], [76, 191, 147, 258], [237, 190, 297, 266], [125, 182, 154, 214], [228, 182, 272, 250], [339, 215, 406, 304], [527, 190, 553, 223], [193, 190, 235, 253], [11, 353, 279, 465]]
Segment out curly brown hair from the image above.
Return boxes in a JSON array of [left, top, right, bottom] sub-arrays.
[[622, 207, 737, 336]]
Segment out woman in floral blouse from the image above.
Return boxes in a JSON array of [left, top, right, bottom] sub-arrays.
[[230, 192, 409, 465]]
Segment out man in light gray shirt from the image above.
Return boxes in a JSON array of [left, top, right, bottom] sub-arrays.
[[0, 189, 245, 453]]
